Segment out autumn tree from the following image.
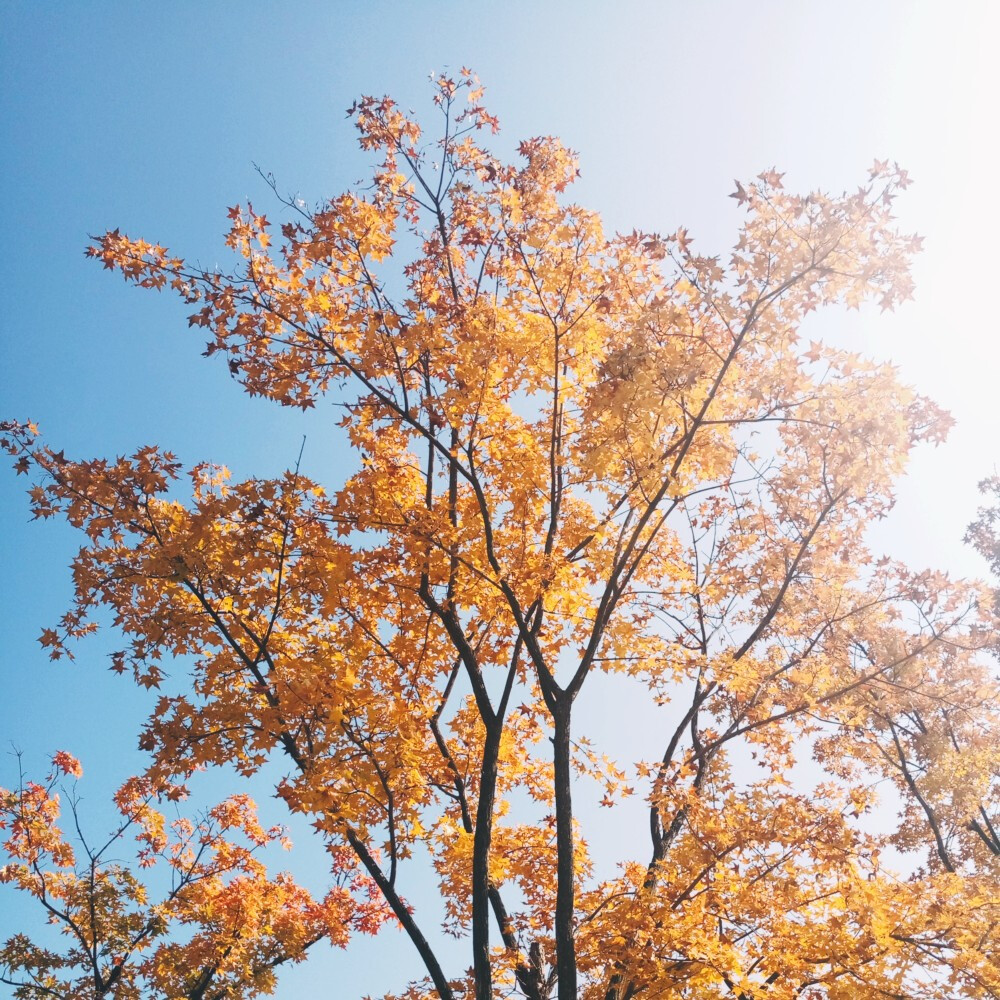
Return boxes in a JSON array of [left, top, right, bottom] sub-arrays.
[[0, 752, 388, 1000], [3, 72, 999, 999]]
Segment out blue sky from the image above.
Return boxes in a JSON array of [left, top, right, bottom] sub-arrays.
[[2, 2, 999, 996]]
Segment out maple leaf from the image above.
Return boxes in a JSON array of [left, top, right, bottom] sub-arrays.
[[729, 180, 749, 204], [51, 751, 82, 778], [804, 341, 824, 363], [38, 628, 60, 648]]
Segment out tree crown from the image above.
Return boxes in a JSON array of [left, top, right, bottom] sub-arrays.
[[3, 72, 998, 1000]]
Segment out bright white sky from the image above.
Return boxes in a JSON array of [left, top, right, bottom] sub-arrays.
[[1, 2, 998, 996]]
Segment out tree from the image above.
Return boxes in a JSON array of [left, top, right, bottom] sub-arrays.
[[3, 71, 999, 999], [0, 752, 389, 999]]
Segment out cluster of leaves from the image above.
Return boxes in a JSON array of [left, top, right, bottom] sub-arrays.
[[0, 753, 391, 999], [3, 71, 999, 999]]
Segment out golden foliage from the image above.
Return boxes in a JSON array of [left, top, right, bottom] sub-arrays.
[[2, 72, 997, 1000]]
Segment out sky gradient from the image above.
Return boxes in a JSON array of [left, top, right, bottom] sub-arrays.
[[2, 3, 999, 996]]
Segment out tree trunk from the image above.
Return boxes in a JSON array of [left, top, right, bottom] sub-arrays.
[[552, 701, 577, 1000], [472, 724, 502, 1000]]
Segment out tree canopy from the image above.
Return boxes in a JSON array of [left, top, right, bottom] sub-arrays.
[[3, 72, 998, 1000]]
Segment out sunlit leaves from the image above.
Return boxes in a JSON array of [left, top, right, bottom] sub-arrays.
[[3, 73, 999, 1000], [0, 755, 388, 1000]]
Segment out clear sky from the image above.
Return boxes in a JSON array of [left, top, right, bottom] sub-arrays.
[[2, 2, 999, 996]]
